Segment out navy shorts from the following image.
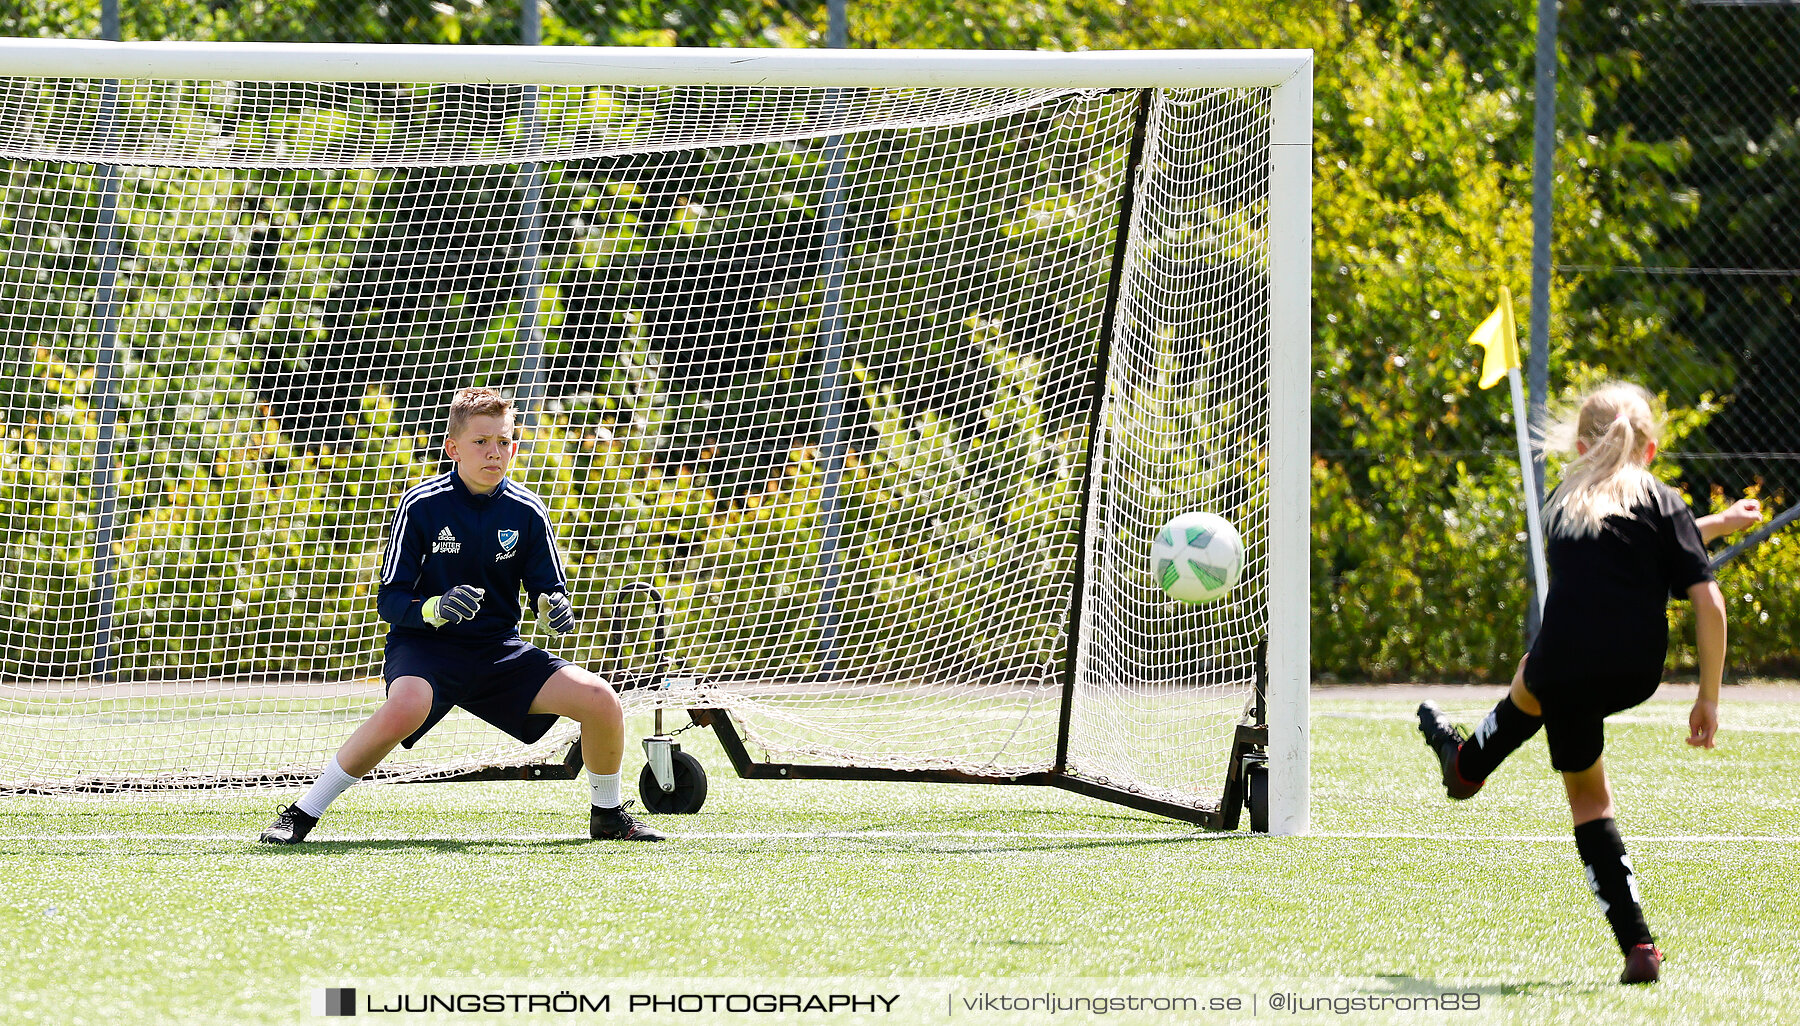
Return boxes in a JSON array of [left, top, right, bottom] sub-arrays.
[[384, 633, 569, 749], [1524, 668, 1661, 773]]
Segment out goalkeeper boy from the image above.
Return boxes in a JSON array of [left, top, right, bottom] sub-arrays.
[[261, 387, 663, 843]]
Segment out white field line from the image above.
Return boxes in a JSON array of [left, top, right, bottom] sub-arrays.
[[0, 829, 1212, 844], [1317, 710, 1800, 734], [1313, 832, 1800, 843], [5, 829, 1800, 844]]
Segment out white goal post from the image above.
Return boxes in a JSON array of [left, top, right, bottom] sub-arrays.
[[0, 39, 1310, 833]]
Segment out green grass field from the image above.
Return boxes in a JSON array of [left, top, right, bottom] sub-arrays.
[[3, 687, 1796, 1025]]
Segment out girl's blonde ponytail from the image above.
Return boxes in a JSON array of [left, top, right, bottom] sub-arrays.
[[1540, 382, 1660, 540]]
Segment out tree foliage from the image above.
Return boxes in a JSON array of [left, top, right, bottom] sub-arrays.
[[3, 0, 1796, 681]]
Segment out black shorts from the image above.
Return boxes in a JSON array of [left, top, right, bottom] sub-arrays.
[[383, 633, 569, 749], [1523, 666, 1660, 773]]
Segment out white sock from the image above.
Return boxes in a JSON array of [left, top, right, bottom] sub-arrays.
[[587, 770, 622, 809], [295, 757, 360, 818]]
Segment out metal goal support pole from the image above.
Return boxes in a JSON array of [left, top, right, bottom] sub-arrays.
[[89, 0, 125, 681]]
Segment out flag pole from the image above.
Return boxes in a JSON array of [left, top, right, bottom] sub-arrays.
[[1472, 286, 1548, 617], [1506, 364, 1548, 615]]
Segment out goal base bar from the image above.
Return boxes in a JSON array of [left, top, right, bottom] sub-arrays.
[[1, 721, 1265, 831], [0, 756, 585, 796], [690, 708, 1268, 831]]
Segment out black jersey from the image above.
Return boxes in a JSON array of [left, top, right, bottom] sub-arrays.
[[1526, 478, 1713, 687], [377, 470, 568, 642]]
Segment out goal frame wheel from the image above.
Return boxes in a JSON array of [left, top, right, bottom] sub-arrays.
[[638, 745, 708, 814], [1245, 757, 1270, 835]]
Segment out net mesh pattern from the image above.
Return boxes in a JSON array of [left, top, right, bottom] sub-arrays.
[[1069, 90, 1272, 805], [0, 79, 1071, 168], [0, 72, 1277, 810]]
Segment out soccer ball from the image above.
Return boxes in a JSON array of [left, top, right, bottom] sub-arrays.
[[1151, 511, 1244, 605]]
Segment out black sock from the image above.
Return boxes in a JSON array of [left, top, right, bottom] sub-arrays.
[[1454, 695, 1542, 783], [1573, 817, 1654, 954]]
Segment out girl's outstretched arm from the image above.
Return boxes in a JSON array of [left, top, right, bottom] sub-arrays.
[[1686, 580, 1727, 748], [1696, 497, 1762, 544]]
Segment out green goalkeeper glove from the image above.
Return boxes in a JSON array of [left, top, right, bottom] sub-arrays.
[[536, 591, 576, 635], [421, 585, 485, 628]]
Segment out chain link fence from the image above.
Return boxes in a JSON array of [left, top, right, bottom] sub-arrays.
[[6, 0, 1799, 679], [1620, 3, 1800, 498]]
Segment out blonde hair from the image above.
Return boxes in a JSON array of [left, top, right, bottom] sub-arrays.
[[445, 386, 514, 440], [1540, 381, 1660, 540]]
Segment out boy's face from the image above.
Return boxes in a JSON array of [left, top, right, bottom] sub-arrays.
[[444, 413, 516, 493]]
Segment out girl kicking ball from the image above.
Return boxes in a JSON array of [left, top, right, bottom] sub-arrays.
[[1417, 380, 1760, 984]]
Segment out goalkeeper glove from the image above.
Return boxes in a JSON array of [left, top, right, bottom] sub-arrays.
[[421, 585, 485, 628], [536, 591, 576, 635]]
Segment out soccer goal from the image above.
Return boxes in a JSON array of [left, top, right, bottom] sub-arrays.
[[0, 39, 1311, 833]]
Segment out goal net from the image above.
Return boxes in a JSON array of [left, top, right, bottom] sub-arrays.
[[0, 42, 1310, 826]]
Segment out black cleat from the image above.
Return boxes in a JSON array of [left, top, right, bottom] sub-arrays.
[[1621, 943, 1662, 985], [1417, 701, 1482, 800], [590, 802, 665, 842], [260, 803, 319, 844]]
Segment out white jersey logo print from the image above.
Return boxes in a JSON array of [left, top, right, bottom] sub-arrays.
[[432, 527, 462, 554]]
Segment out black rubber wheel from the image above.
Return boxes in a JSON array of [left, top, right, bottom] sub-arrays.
[[1246, 759, 1269, 834], [638, 750, 708, 814]]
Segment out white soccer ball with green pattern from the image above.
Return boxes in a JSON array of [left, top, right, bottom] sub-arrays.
[[1151, 511, 1244, 605]]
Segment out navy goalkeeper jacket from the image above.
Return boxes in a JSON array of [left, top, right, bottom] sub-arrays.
[[377, 470, 568, 641]]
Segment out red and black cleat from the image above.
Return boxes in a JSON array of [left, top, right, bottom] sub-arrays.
[[1417, 701, 1484, 800], [1621, 944, 1662, 985]]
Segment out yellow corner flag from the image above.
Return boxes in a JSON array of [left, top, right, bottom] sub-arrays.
[[1470, 286, 1521, 390]]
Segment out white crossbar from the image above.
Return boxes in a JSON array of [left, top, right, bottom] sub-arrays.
[[7, 38, 1313, 89]]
